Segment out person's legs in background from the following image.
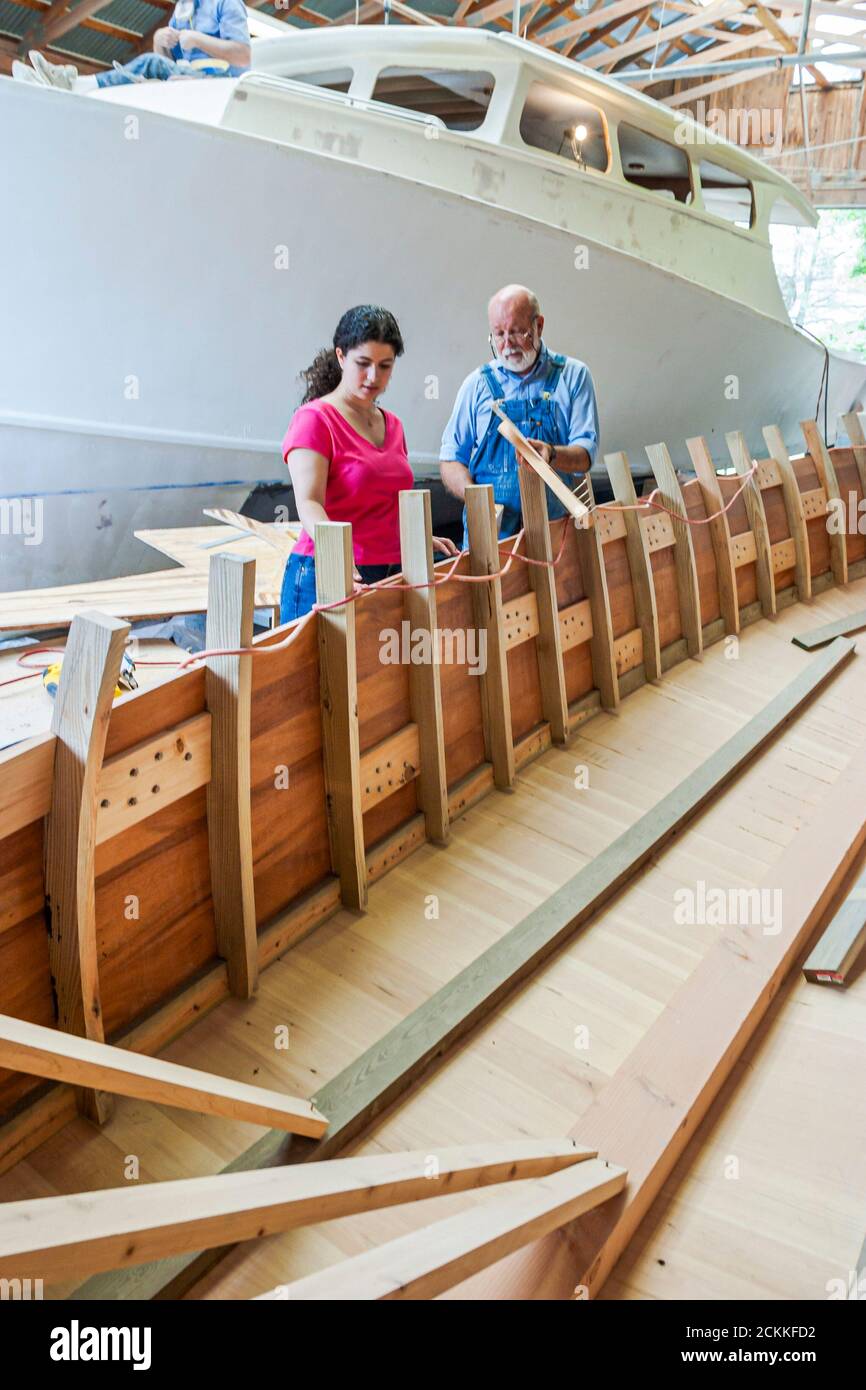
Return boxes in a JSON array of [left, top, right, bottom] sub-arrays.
[[279, 553, 319, 626], [18, 50, 178, 92], [93, 54, 178, 88]]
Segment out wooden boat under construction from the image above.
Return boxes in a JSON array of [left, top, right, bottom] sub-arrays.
[[1, 416, 866, 1303]]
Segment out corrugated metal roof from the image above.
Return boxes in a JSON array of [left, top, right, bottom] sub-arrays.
[[53, 23, 138, 61], [0, 0, 29, 39], [96, 0, 165, 34]]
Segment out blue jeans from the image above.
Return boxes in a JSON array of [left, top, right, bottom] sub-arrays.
[[95, 54, 178, 87], [280, 553, 400, 624]]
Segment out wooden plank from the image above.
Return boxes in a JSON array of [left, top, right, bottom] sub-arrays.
[[44, 611, 129, 1125], [465, 485, 515, 790], [686, 436, 739, 634], [645, 443, 703, 659], [315, 522, 367, 911], [803, 858, 866, 984], [501, 592, 540, 651], [398, 490, 449, 844], [558, 599, 593, 654], [726, 431, 776, 617], [203, 507, 295, 557], [4, 1140, 591, 1283], [359, 725, 421, 813], [491, 407, 590, 526], [466, 732, 866, 1300], [0, 733, 55, 839], [801, 419, 849, 585], [518, 466, 568, 743], [840, 410, 866, 499], [95, 714, 211, 846], [0, 1013, 326, 1138], [264, 1158, 627, 1301], [205, 553, 258, 999], [604, 453, 661, 682], [77, 636, 856, 1302], [575, 477, 619, 709], [762, 425, 812, 601], [792, 607, 866, 651]]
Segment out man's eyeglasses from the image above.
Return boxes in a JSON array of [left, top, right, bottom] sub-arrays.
[[488, 323, 538, 353]]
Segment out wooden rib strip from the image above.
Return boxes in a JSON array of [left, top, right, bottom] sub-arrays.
[[645, 442, 702, 658], [726, 431, 775, 617], [465, 484, 515, 790], [762, 425, 811, 601], [686, 436, 739, 635], [801, 419, 848, 585], [604, 452, 661, 682], [519, 465, 568, 743]]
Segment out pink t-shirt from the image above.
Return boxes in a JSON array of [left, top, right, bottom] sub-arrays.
[[282, 399, 414, 564]]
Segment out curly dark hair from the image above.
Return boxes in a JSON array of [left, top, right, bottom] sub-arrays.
[[301, 305, 405, 403]]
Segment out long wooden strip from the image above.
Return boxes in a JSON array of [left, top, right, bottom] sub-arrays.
[[645, 443, 703, 658], [44, 611, 129, 1126], [205, 552, 257, 998], [493, 408, 590, 525], [803, 858, 866, 984], [0, 1013, 326, 1139], [263, 1158, 627, 1301], [398, 490, 449, 844], [686, 436, 739, 635], [792, 607, 866, 650], [457, 732, 866, 1299], [74, 637, 853, 1300], [315, 522, 367, 911], [840, 409, 866, 498], [762, 425, 812, 601], [466, 484, 515, 790], [726, 431, 776, 617], [801, 419, 848, 585], [604, 452, 661, 681], [519, 466, 568, 742], [575, 475, 619, 709], [0, 732, 55, 839], [2, 1140, 592, 1283]]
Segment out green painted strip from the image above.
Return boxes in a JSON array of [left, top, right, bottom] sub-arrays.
[[803, 859, 866, 982], [793, 608, 866, 651], [75, 637, 854, 1301]]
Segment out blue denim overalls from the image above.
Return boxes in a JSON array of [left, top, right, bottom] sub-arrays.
[[462, 354, 573, 549]]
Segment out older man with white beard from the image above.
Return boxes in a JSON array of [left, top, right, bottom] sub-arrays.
[[440, 284, 599, 547]]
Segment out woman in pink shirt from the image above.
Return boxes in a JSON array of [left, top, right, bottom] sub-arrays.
[[280, 305, 459, 622]]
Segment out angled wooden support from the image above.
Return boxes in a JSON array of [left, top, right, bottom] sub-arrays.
[[574, 476, 619, 709], [726, 431, 776, 618], [44, 610, 129, 1125], [686, 436, 738, 635], [465, 484, 515, 790], [518, 465, 568, 743], [205, 552, 257, 997], [0, 1013, 326, 1138], [604, 451, 661, 681], [645, 443, 702, 659], [315, 522, 368, 911], [801, 419, 848, 586], [803, 857, 866, 985], [263, 1157, 627, 1301], [1, 1139, 589, 1284], [841, 410, 866, 499], [762, 425, 812, 602], [398, 490, 449, 843]]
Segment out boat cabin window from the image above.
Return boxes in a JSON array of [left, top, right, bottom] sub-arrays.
[[370, 68, 494, 131], [618, 123, 693, 203], [518, 81, 609, 172], [289, 68, 353, 93], [699, 158, 755, 227]]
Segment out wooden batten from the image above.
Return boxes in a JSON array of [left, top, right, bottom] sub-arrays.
[[840, 410, 866, 498], [762, 425, 811, 601], [205, 553, 258, 999], [43, 611, 130, 1124], [726, 431, 776, 618], [574, 476, 619, 708], [398, 490, 449, 844], [801, 419, 848, 586], [518, 466, 568, 743], [465, 484, 515, 789], [315, 522, 368, 911], [803, 858, 866, 985], [644, 443, 702, 659], [686, 436, 738, 634], [604, 451, 661, 682]]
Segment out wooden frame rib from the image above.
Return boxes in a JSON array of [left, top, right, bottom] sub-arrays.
[[205, 552, 258, 998], [686, 435, 739, 634], [465, 484, 515, 789], [73, 636, 855, 1301], [44, 610, 129, 1125], [264, 1157, 627, 1301], [726, 431, 776, 618], [801, 419, 848, 586], [841, 410, 866, 499], [1, 1140, 590, 1284], [518, 466, 568, 743], [762, 425, 812, 602], [398, 489, 449, 843], [604, 451, 661, 682], [315, 521, 368, 911], [645, 442, 702, 659], [0, 1013, 326, 1138]]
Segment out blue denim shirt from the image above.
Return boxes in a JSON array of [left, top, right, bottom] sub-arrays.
[[440, 343, 600, 468], [169, 0, 250, 75]]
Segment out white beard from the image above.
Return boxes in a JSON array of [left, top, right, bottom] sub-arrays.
[[500, 345, 539, 373]]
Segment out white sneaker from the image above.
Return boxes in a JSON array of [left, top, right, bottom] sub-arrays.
[[29, 50, 79, 90], [12, 60, 41, 85]]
